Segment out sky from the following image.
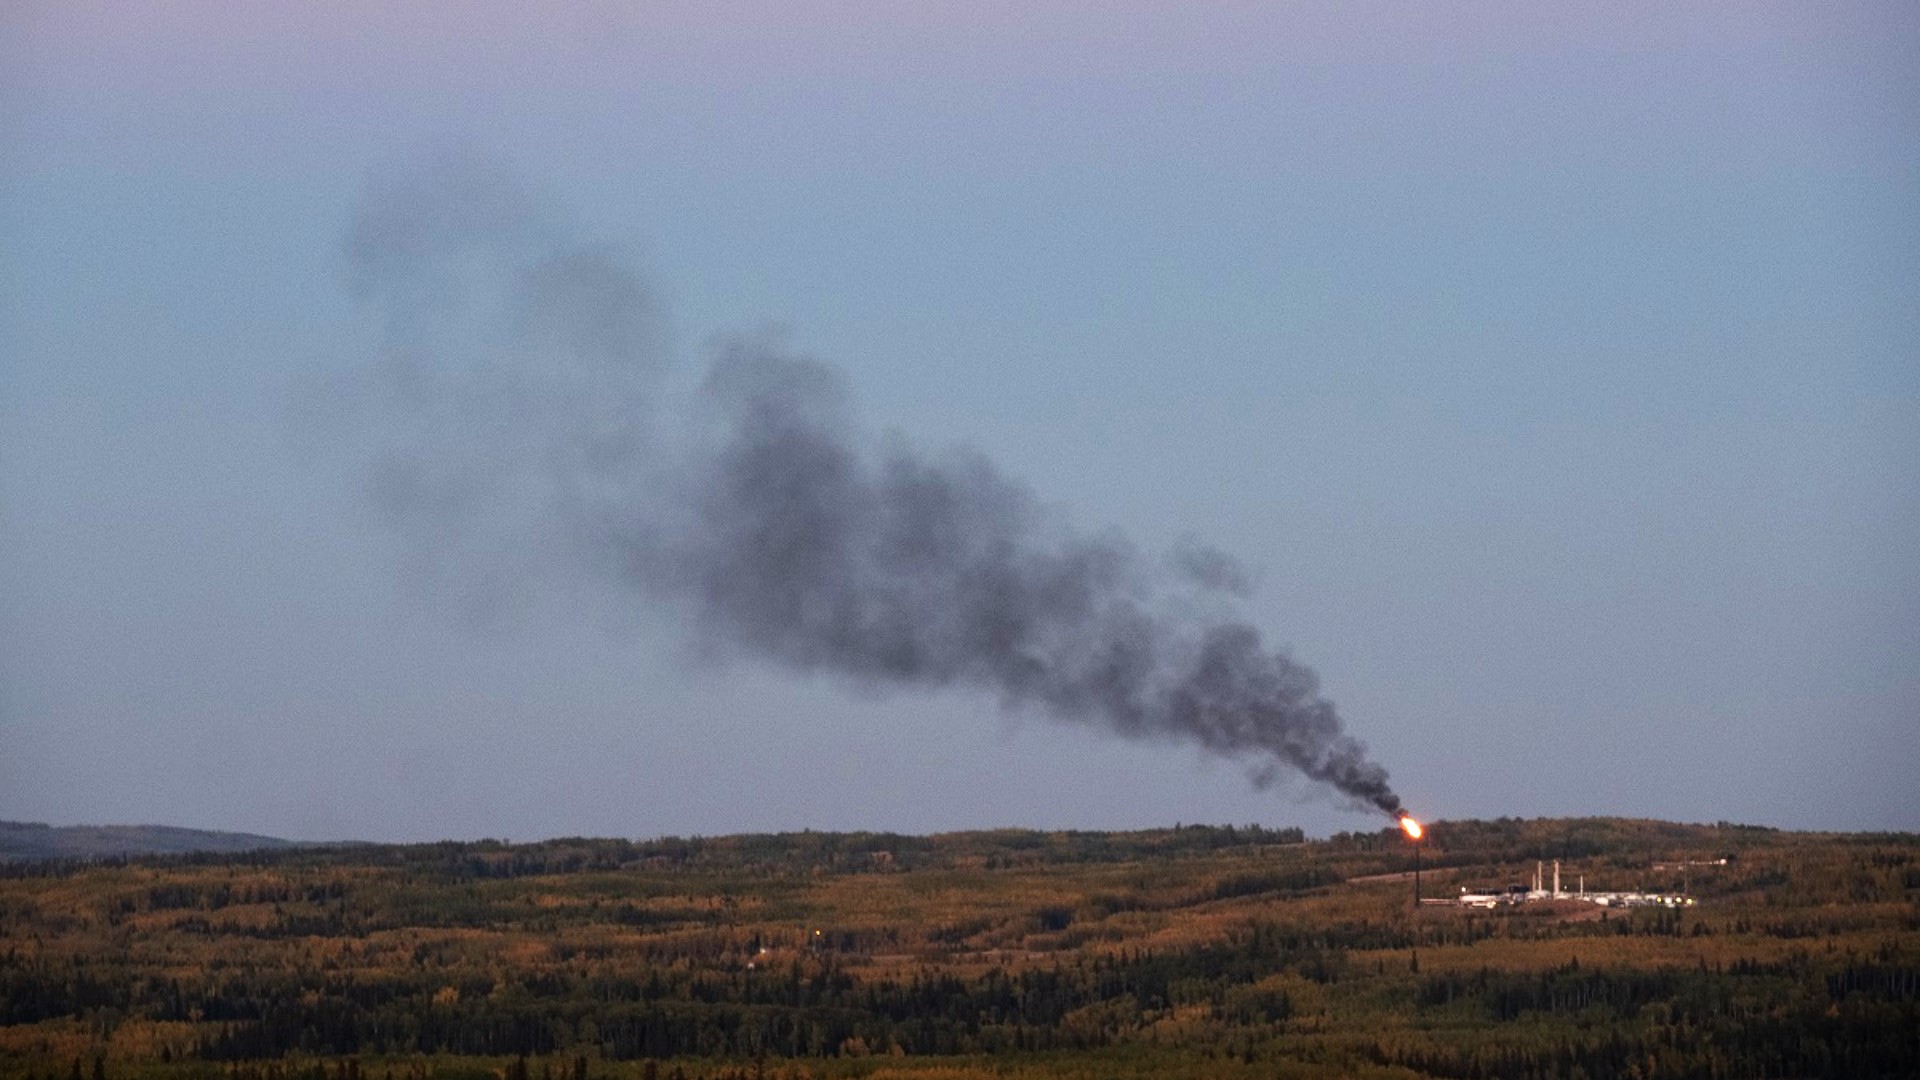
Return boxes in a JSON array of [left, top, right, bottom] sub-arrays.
[[2, 2, 1916, 843]]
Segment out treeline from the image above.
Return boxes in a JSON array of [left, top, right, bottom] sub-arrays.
[[0, 825, 1310, 882], [3, 815, 1833, 885]]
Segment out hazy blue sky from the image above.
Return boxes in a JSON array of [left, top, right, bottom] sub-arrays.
[[3, 2, 1915, 842]]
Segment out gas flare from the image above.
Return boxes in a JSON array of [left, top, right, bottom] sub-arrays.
[[1399, 814, 1424, 841]]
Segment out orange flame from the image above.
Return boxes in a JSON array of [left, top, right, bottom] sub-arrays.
[[1399, 814, 1424, 841]]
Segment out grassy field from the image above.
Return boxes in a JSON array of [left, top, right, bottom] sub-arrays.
[[1, 818, 1915, 1079]]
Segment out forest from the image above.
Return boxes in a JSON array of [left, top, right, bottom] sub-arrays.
[[1, 818, 1915, 1079]]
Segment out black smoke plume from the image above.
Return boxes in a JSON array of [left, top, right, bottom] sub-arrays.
[[341, 154, 1401, 817]]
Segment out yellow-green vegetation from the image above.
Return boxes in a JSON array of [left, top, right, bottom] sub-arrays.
[[2, 819, 1915, 1079]]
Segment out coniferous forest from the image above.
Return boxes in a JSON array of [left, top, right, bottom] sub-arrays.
[[2, 818, 1915, 1079]]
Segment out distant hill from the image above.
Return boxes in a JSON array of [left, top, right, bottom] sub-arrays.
[[0, 820, 302, 860]]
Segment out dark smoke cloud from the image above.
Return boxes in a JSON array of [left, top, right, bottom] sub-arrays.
[[342, 154, 1402, 817]]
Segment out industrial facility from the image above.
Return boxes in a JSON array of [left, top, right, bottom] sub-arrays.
[[1429, 860, 1697, 909]]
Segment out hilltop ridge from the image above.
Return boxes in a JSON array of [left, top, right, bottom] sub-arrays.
[[0, 820, 303, 861]]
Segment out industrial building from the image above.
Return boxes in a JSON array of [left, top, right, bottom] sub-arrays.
[[1433, 860, 1696, 909]]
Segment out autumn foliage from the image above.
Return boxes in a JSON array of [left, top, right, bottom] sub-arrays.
[[1, 819, 1915, 1079]]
